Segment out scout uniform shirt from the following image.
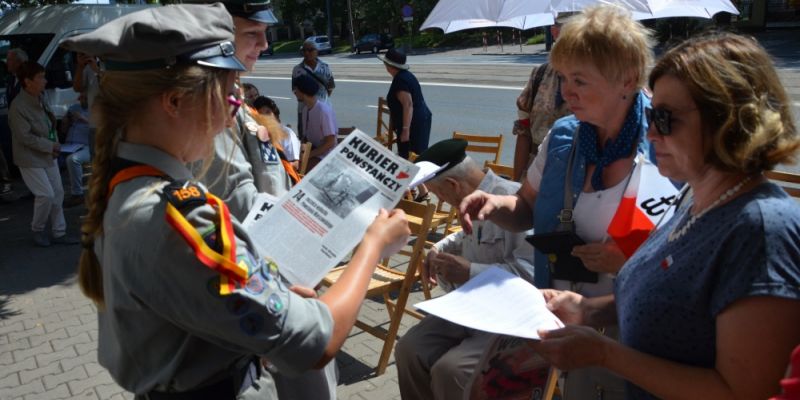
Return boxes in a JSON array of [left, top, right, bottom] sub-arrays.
[[96, 141, 332, 394], [203, 96, 293, 221]]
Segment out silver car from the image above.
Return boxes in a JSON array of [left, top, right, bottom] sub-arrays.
[[302, 35, 332, 55]]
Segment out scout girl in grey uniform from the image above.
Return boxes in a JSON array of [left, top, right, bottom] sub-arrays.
[[65, 5, 410, 399], [193, 0, 296, 220], [190, 1, 340, 397]]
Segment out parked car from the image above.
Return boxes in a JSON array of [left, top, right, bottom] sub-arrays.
[[302, 35, 332, 55], [259, 45, 273, 57], [352, 33, 394, 54]]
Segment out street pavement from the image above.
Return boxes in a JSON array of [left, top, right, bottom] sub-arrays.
[[0, 181, 443, 400], [1, 28, 799, 400]]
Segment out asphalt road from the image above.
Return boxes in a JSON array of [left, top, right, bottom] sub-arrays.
[[243, 77, 522, 166], [244, 37, 800, 172]]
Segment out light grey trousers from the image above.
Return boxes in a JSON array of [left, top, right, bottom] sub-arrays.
[[395, 316, 494, 400], [19, 162, 65, 235]]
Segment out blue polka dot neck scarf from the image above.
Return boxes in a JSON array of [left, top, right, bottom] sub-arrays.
[[578, 91, 643, 191]]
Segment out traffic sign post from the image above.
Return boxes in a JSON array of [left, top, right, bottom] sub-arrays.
[[402, 4, 414, 52]]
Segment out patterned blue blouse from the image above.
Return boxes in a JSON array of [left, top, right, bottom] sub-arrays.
[[615, 182, 800, 399]]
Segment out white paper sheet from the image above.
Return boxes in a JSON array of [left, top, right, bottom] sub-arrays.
[[414, 267, 563, 340]]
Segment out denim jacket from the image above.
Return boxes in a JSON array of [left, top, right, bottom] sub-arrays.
[[532, 93, 653, 288]]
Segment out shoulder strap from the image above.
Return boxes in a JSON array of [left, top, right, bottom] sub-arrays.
[[559, 126, 580, 231], [303, 65, 329, 89]]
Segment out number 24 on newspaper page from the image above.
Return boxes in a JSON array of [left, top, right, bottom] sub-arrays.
[[243, 129, 424, 288]]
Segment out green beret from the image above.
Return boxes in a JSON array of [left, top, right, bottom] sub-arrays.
[[415, 139, 468, 178], [61, 4, 245, 72]]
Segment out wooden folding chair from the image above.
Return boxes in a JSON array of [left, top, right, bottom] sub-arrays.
[[484, 161, 515, 180], [453, 131, 504, 164], [320, 199, 436, 375], [337, 126, 356, 143], [297, 142, 312, 178], [766, 170, 800, 198], [375, 97, 396, 150]]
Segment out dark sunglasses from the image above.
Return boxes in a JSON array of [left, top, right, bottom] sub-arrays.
[[645, 106, 699, 136], [645, 107, 673, 136], [227, 95, 242, 118], [302, 47, 316, 52]]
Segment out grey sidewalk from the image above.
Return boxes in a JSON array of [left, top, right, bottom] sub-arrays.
[[0, 179, 437, 400]]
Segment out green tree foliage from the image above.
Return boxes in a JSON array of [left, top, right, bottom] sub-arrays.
[[274, 0, 438, 40]]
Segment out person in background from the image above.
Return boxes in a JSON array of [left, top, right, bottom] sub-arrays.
[[61, 92, 92, 207], [73, 52, 100, 158], [9, 61, 77, 247], [253, 95, 301, 170], [512, 17, 571, 181], [1, 48, 30, 197], [292, 73, 336, 171], [395, 139, 536, 400], [65, 4, 410, 398], [532, 31, 800, 400], [5, 48, 28, 106], [379, 48, 432, 201], [459, 6, 657, 398], [241, 82, 259, 106], [292, 38, 335, 139]]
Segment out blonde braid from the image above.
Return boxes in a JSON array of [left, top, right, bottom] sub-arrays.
[[77, 66, 232, 308]]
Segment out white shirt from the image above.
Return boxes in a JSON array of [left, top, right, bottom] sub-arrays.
[[527, 132, 632, 297]]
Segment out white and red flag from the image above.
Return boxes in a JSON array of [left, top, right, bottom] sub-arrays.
[[607, 155, 680, 258]]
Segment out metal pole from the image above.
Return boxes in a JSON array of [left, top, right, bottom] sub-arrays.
[[347, 0, 356, 49], [326, 0, 334, 48]]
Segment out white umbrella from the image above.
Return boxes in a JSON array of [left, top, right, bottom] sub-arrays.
[[420, 0, 555, 33], [631, 0, 739, 19], [421, 14, 555, 33], [421, 0, 738, 34]]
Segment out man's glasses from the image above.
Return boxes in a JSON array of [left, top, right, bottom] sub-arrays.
[[228, 95, 242, 118], [302, 48, 316, 52]]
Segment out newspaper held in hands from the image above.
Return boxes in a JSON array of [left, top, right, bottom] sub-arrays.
[[414, 267, 563, 340], [244, 129, 419, 288]]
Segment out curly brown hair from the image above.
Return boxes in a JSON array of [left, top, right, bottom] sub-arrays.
[[649, 32, 799, 174]]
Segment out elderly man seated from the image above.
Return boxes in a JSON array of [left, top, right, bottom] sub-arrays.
[[395, 139, 536, 400]]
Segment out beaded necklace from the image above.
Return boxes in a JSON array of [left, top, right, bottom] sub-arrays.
[[667, 176, 752, 243]]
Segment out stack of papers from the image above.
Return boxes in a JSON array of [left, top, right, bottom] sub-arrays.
[[415, 267, 563, 340]]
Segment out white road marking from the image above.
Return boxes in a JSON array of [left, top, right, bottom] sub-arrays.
[[244, 76, 522, 91]]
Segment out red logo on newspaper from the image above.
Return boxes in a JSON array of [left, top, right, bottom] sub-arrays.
[[396, 171, 409, 179]]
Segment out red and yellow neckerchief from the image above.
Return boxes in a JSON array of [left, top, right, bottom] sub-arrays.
[[108, 165, 248, 294]]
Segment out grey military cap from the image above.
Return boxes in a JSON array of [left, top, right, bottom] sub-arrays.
[[61, 4, 246, 71], [186, 0, 278, 24]]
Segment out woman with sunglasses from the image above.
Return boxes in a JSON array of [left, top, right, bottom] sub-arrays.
[[530, 32, 800, 399], [66, 5, 410, 399], [459, 6, 655, 398]]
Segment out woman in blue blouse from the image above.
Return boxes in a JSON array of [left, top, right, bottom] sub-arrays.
[[530, 32, 800, 399]]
